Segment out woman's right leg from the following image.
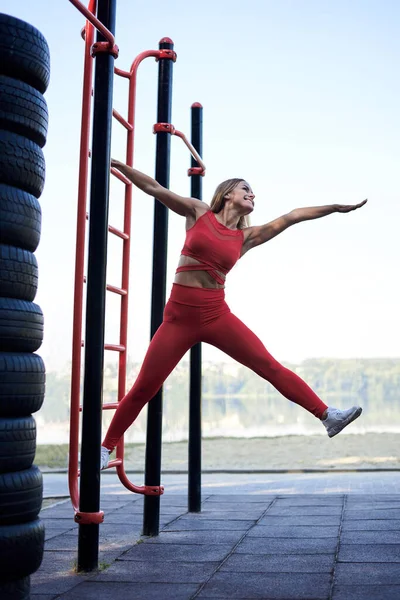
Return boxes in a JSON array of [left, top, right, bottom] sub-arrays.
[[102, 320, 195, 451]]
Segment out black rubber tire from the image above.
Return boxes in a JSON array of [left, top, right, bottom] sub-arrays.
[[0, 466, 42, 524], [0, 14, 50, 94], [0, 352, 45, 417], [0, 76, 48, 148], [0, 298, 43, 353], [0, 519, 44, 581], [0, 244, 38, 301], [0, 576, 30, 600], [0, 184, 41, 252], [0, 130, 45, 198], [0, 417, 36, 474]]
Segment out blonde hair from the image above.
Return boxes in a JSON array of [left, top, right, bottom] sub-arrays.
[[209, 178, 250, 230]]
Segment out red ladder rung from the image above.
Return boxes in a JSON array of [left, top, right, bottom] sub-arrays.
[[81, 342, 125, 352], [111, 167, 132, 186], [104, 343, 125, 352], [107, 284, 127, 296], [79, 402, 119, 412], [112, 109, 133, 131], [109, 224, 129, 240], [85, 214, 130, 241], [82, 277, 127, 296]]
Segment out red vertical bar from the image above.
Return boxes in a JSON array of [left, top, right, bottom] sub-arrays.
[[68, 0, 96, 513]]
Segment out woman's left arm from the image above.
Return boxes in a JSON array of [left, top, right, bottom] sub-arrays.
[[242, 199, 368, 252]]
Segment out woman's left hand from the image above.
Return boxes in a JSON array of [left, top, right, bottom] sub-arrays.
[[334, 199, 368, 213]]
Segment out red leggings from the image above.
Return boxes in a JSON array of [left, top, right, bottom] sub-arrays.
[[102, 284, 328, 451]]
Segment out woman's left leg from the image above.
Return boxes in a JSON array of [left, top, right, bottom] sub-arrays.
[[202, 312, 328, 419]]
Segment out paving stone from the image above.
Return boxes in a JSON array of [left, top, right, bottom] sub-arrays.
[[198, 571, 331, 599], [341, 531, 400, 544], [34, 551, 77, 573], [205, 495, 275, 503], [31, 570, 89, 596], [339, 544, 400, 562], [335, 563, 400, 585], [220, 554, 333, 573], [266, 506, 342, 516], [333, 585, 400, 599], [120, 542, 232, 562], [60, 581, 200, 599], [94, 559, 219, 582], [45, 528, 75, 541], [248, 525, 339, 538], [343, 509, 400, 520], [163, 518, 252, 531], [143, 530, 244, 544], [236, 537, 337, 555], [273, 497, 344, 506], [29, 595, 58, 600], [259, 515, 341, 527], [345, 502, 400, 510], [342, 519, 400, 531], [177, 510, 262, 520]]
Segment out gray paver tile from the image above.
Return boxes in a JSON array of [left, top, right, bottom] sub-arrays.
[[333, 585, 400, 599], [335, 563, 400, 585], [205, 495, 276, 503], [259, 515, 341, 527], [273, 497, 344, 506], [198, 572, 331, 599], [266, 506, 342, 516], [345, 502, 400, 510], [339, 544, 400, 562], [341, 531, 400, 544], [45, 528, 75, 541], [163, 519, 252, 531], [220, 554, 333, 573], [236, 537, 337, 554], [60, 581, 200, 599], [94, 559, 219, 582], [247, 525, 339, 538], [342, 519, 400, 531], [120, 542, 232, 562], [343, 509, 400, 520], [177, 510, 261, 520], [143, 530, 244, 544]]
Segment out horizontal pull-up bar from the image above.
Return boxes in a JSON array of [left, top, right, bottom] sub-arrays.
[[153, 122, 206, 175], [69, 0, 118, 56]]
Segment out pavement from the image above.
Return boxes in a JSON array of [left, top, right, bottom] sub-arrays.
[[31, 472, 400, 599]]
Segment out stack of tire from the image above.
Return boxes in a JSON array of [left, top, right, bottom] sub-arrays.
[[0, 13, 50, 600]]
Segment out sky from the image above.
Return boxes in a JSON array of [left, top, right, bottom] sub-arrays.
[[2, 0, 400, 371]]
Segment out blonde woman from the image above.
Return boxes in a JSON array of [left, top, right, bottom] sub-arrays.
[[101, 159, 366, 468]]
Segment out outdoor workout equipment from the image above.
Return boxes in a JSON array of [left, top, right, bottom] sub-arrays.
[[67, 0, 205, 571]]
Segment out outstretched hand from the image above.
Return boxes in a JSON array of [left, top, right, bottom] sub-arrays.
[[334, 199, 368, 213]]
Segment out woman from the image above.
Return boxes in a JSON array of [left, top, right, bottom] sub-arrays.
[[101, 159, 367, 468]]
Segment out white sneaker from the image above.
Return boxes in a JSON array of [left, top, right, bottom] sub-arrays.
[[100, 446, 110, 470], [322, 406, 362, 438]]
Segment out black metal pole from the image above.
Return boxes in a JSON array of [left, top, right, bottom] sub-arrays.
[[188, 103, 203, 512], [77, 0, 116, 572], [143, 38, 174, 537]]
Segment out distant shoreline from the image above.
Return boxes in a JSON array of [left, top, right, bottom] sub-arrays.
[[35, 432, 400, 471]]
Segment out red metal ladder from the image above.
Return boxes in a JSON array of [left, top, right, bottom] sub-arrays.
[[67, 0, 166, 518]]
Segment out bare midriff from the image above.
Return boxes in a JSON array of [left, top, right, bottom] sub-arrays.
[[174, 255, 226, 289]]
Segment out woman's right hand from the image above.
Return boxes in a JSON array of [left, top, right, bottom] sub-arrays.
[[111, 158, 122, 169]]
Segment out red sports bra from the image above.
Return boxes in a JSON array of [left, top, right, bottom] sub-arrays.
[[176, 211, 244, 285]]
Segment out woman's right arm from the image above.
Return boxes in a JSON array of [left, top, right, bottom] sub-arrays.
[[111, 159, 207, 218]]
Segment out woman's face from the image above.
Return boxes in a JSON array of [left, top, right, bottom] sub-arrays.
[[227, 181, 255, 214]]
